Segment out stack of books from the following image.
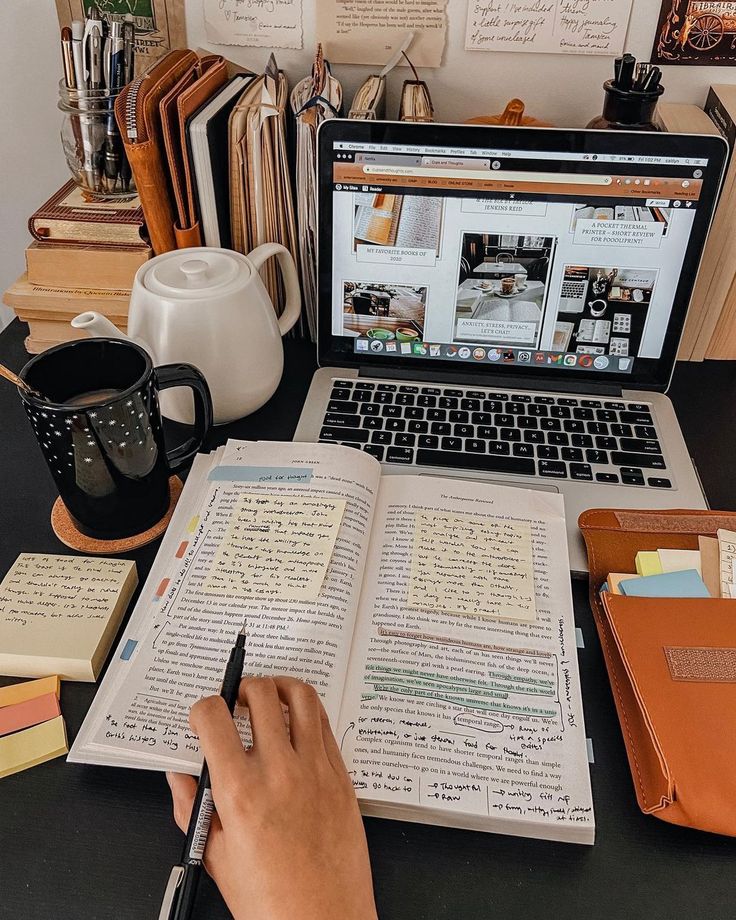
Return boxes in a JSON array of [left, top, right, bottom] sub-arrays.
[[658, 90, 736, 360], [3, 181, 150, 354]]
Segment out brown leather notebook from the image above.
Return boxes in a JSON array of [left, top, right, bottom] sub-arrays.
[[579, 508, 736, 837], [115, 50, 198, 254], [159, 54, 228, 247]]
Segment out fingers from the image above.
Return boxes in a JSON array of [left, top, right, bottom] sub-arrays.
[[319, 703, 353, 780], [190, 695, 249, 800], [271, 676, 325, 758], [165, 771, 226, 879], [237, 677, 291, 757]]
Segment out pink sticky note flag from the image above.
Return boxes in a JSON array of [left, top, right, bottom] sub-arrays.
[[0, 692, 61, 737]]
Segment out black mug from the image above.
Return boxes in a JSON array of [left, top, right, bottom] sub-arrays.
[[19, 338, 212, 540]]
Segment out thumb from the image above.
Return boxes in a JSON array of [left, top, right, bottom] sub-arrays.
[[165, 771, 227, 880]]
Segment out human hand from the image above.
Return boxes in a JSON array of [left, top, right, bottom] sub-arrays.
[[166, 676, 378, 920]]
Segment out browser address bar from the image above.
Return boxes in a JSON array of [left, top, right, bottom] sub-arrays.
[[361, 165, 612, 185]]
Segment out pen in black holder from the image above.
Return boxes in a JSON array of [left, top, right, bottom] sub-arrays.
[[18, 338, 212, 541], [588, 56, 664, 131]]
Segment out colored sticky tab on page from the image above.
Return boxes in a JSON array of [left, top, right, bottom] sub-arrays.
[[635, 551, 663, 577], [207, 466, 313, 483], [0, 692, 60, 737], [0, 715, 67, 779], [620, 569, 710, 598], [0, 676, 60, 708]]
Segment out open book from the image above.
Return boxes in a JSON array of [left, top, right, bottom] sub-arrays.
[[70, 441, 593, 844]]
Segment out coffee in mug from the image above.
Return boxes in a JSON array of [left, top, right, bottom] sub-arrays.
[[501, 276, 515, 294]]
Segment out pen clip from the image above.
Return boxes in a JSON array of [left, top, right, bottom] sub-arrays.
[[158, 865, 185, 920]]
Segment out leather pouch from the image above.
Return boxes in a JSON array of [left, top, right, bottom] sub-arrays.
[[115, 50, 198, 254], [579, 508, 736, 837], [159, 54, 228, 247]]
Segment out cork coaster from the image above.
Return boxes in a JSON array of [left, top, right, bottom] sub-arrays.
[[51, 476, 183, 555]]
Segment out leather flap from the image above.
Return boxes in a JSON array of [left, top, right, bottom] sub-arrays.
[[174, 222, 202, 248]]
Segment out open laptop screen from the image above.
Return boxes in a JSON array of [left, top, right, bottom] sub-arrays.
[[317, 121, 726, 390]]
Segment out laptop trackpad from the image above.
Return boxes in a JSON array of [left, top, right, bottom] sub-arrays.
[[417, 472, 560, 494]]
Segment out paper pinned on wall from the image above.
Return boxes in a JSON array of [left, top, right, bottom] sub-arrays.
[[316, 0, 447, 67], [204, 493, 346, 602], [465, 0, 634, 56], [408, 512, 537, 622], [203, 0, 304, 49]]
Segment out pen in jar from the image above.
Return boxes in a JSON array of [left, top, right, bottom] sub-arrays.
[[159, 619, 247, 920]]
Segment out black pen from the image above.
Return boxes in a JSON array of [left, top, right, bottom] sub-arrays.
[[159, 620, 247, 920]]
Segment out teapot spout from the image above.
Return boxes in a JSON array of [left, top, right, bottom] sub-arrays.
[[72, 311, 136, 344]]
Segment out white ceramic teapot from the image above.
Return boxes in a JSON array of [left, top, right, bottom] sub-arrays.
[[72, 245, 301, 425]]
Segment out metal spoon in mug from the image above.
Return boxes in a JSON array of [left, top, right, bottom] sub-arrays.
[[0, 363, 47, 400]]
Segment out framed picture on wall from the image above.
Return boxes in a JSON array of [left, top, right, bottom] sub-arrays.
[[652, 0, 736, 65]]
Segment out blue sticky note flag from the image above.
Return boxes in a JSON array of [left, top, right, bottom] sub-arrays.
[[620, 569, 710, 598]]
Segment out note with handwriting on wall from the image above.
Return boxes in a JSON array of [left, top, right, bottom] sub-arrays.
[[0, 554, 137, 681], [408, 512, 536, 621], [203, 0, 304, 49], [465, 0, 633, 56], [204, 494, 346, 603]]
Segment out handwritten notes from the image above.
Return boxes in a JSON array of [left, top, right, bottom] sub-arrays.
[[717, 529, 736, 598], [203, 0, 304, 49], [204, 494, 346, 602], [0, 554, 137, 681], [316, 0, 447, 67], [465, 0, 634, 56], [408, 512, 536, 621]]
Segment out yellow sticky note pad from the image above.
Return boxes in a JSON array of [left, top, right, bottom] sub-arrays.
[[0, 715, 67, 779], [635, 552, 662, 577], [0, 675, 60, 708]]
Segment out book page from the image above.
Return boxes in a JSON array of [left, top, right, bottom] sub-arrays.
[[395, 197, 442, 250], [338, 475, 593, 840], [70, 442, 382, 773]]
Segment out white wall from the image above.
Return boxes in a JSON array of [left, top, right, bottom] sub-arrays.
[[0, 0, 68, 331], [2, 0, 735, 334]]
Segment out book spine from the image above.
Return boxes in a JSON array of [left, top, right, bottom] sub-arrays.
[[705, 87, 736, 154]]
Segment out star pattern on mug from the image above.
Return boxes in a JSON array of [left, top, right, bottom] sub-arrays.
[[24, 389, 158, 479]]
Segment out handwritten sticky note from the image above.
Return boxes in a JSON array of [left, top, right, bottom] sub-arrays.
[[0, 554, 138, 681], [0, 715, 67, 779], [203, 0, 304, 49], [0, 676, 60, 708], [0, 693, 61, 737], [204, 494, 345, 603], [717, 529, 736, 598], [408, 512, 536, 622], [465, 0, 634, 56]]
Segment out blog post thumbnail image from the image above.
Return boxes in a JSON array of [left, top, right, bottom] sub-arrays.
[[342, 280, 428, 348], [453, 233, 555, 348], [551, 265, 657, 360]]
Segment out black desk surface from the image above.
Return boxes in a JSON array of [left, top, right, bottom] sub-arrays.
[[1, 317, 735, 920]]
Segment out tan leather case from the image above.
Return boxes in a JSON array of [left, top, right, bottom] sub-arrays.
[[159, 54, 228, 247], [579, 508, 736, 837], [115, 50, 197, 254]]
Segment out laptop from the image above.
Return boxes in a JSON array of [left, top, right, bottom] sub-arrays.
[[294, 121, 727, 573]]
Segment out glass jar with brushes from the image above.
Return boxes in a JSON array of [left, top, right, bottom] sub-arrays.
[[58, 82, 135, 199]]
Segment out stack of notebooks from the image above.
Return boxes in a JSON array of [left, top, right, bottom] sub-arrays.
[[3, 181, 150, 353], [658, 90, 736, 360], [70, 439, 593, 844]]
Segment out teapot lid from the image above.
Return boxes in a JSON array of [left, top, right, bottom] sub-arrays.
[[139, 248, 251, 298]]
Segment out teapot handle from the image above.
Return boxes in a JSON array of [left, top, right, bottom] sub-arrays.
[[248, 243, 302, 336]]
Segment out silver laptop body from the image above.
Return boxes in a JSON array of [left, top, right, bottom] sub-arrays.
[[294, 121, 727, 574]]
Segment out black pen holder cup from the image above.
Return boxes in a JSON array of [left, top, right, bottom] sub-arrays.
[[587, 80, 664, 131], [58, 81, 135, 200], [18, 338, 213, 541]]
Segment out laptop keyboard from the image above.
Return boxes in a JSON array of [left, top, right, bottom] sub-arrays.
[[318, 379, 673, 488]]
